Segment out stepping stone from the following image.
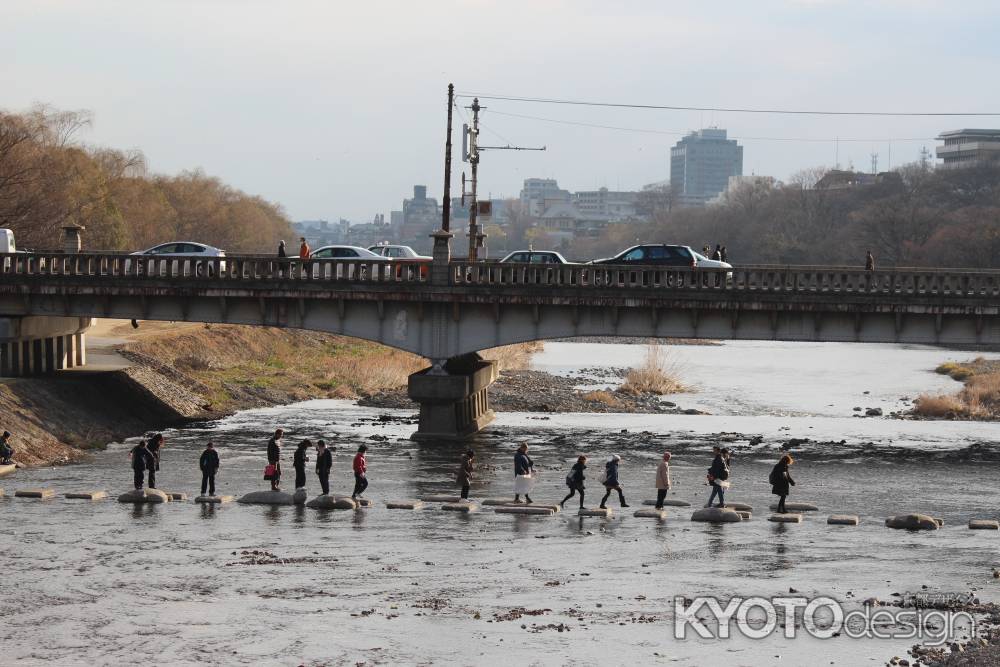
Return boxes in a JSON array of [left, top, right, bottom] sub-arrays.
[[736, 511, 752, 521], [969, 519, 999, 530], [769, 502, 818, 512], [495, 506, 554, 516], [306, 495, 357, 510], [828, 515, 860, 526], [386, 500, 423, 510], [480, 498, 516, 506], [885, 514, 938, 530], [442, 502, 477, 513], [579, 508, 612, 517], [527, 504, 561, 513], [167, 492, 187, 502], [633, 508, 668, 519], [15, 488, 55, 499], [769, 513, 803, 523], [421, 495, 463, 503], [237, 490, 295, 506], [0, 463, 16, 478], [934, 518, 945, 527], [724, 502, 753, 512], [194, 495, 234, 504], [292, 488, 308, 505], [691, 507, 742, 523], [642, 499, 691, 507], [354, 497, 373, 507], [118, 488, 170, 504], [65, 491, 108, 500]]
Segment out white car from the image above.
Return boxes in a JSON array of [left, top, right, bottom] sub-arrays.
[[309, 245, 389, 260], [368, 244, 431, 261], [129, 241, 227, 276], [500, 250, 572, 264]]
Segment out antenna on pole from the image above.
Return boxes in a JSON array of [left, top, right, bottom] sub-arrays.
[[870, 151, 878, 175]]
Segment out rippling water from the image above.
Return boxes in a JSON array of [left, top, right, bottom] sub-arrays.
[[1, 341, 998, 665]]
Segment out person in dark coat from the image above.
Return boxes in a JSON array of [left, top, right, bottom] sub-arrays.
[[199, 442, 220, 496], [277, 240, 287, 258], [293, 439, 312, 490], [456, 449, 475, 499], [865, 250, 875, 271], [513, 443, 534, 504], [315, 440, 333, 495], [267, 428, 283, 491], [705, 446, 730, 508], [146, 433, 164, 488], [720, 246, 728, 263], [351, 445, 368, 499], [560, 455, 587, 510], [129, 440, 155, 491], [712, 245, 722, 261], [0, 430, 15, 464], [600, 454, 629, 509], [770, 454, 796, 513]]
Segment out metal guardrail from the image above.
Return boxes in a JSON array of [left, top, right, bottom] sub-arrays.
[[2, 253, 1000, 297]]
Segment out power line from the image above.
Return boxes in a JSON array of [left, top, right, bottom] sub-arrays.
[[456, 92, 1000, 117], [487, 109, 934, 143]]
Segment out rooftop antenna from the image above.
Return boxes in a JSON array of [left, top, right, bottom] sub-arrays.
[[870, 151, 878, 175]]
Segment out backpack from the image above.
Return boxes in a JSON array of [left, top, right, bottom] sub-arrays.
[[565, 473, 574, 487], [768, 467, 781, 485], [717, 466, 729, 481]]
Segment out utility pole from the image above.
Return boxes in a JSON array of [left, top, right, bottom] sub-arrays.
[[441, 84, 454, 234], [870, 152, 878, 175]]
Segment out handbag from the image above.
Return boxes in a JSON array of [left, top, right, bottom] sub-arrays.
[[264, 463, 277, 480]]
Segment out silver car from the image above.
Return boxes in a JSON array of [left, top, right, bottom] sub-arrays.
[[128, 241, 227, 276]]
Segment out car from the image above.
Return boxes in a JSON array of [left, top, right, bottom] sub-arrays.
[[128, 241, 227, 276], [309, 245, 389, 260], [590, 244, 732, 270], [368, 244, 431, 261], [499, 250, 572, 264]]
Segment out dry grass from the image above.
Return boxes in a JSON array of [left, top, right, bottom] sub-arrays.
[[917, 356, 1000, 420], [619, 345, 687, 395], [481, 341, 544, 372], [581, 390, 624, 408], [912, 393, 966, 417]]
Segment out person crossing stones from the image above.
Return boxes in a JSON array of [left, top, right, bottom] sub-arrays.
[[316, 440, 333, 495], [560, 455, 587, 510], [599, 454, 629, 509], [199, 442, 220, 496], [129, 440, 155, 491]]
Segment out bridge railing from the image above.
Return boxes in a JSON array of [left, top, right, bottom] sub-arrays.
[[4, 253, 1000, 297]]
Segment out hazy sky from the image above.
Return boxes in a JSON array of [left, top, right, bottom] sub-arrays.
[[4, 0, 1000, 222]]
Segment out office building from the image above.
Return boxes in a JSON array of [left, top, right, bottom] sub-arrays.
[[670, 128, 743, 207]]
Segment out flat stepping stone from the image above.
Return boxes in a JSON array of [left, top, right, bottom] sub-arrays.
[[441, 502, 477, 512], [0, 463, 16, 478], [885, 514, 938, 530], [237, 490, 295, 505], [633, 508, 667, 519], [526, 504, 561, 513], [293, 488, 308, 505], [480, 498, 516, 506], [15, 488, 55, 499], [65, 491, 108, 500], [167, 492, 187, 502], [421, 495, 463, 503], [828, 514, 860, 526], [579, 508, 612, 517], [306, 495, 357, 510], [386, 500, 423, 510], [495, 506, 554, 516], [642, 499, 691, 507], [934, 517, 945, 527], [723, 502, 753, 512], [769, 513, 803, 523], [769, 502, 818, 512], [195, 495, 234, 504], [691, 507, 742, 523], [736, 511, 752, 521], [118, 488, 170, 504], [354, 497, 372, 507], [969, 519, 999, 530]]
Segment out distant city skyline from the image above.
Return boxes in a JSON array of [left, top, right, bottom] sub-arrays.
[[4, 1, 1000, 222]]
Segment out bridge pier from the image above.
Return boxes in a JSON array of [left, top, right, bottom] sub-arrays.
[[408, 353, 498, 441], [0, 316, 91, 377]]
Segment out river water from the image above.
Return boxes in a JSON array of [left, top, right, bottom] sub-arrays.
[[2, 341, 999, 666]]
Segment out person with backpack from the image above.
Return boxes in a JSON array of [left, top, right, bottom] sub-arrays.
[[770, 454, 796, 513], [316, 440, 333, 495], [654, 451, 672, 509], [599, 454, 629, 509], [129, 440, 155, 491], [199, 442, 220, 496], [293, 439, 311, 490], [266, 429, 283, 491], [456, 449, 475, 499], [351, 445, 368, 499], [560, 455, 587, 510], [705, 446, 730, 508], [513, 443, 534, 504]]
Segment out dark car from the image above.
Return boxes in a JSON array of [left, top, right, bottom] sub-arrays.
[[590, 244, 732, 270]]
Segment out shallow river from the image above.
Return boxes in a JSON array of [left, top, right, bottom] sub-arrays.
[[2, 341, 999, 666]]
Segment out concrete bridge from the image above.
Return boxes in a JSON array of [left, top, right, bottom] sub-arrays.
[[3, 247, 999, 439]]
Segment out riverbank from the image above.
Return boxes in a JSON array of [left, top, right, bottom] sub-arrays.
[[913, 357, 1000, 421]]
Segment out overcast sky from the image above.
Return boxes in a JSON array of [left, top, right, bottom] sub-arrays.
[[4, 0, 999, 222]]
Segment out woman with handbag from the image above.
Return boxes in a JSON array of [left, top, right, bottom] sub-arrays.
[[770, 454, 796, 513], [266, 428, 283, 491], [705, 446, 730, 508], [513, 443, 534, 504]]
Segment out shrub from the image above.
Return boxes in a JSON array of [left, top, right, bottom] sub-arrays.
[[581, 390, 623, 408], [620, 345, 686, 395], [913, 393, 965, 418]]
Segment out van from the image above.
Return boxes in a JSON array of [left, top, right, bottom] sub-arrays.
[[0, 229, 15, 253]]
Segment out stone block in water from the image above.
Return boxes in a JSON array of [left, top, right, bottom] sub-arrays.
[[494, 506, 554, 516], [579, 507, 612, 517], [421, 495, 463, 503], [65, 491, 108, 500], [724, 502, 753, 512], [118, 488, 169, 504], [237, 490, 295, 506], [885, 514, 938, 530], [633, 508, 667, 519], [386, 500, 423, 510], [0, 463, 16, 478], [441, 502, 477, 513], [306, 494, 357, 510], [769, 502, 818, 512], [768, 513, 803, 523], [195, 495, 234, 504], [827, 515, 860, 526], [969, 519, 999, 530], [354, 497, 372, 507], [480, 498, 515, 506], [292, 488, 308, 505], [15, 488, 55, 499], [691, 507, 741, 523], [736, 511, 752, 520], [642, 498, 691, 507], [167, 492, 187, 502]]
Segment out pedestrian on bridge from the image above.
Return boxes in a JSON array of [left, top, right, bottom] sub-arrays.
[[129, 440, 155, 491], [456, 449, 475, 499], [352, 445, 368, 499], [720, 246, 728, 263], [199, 442, 220, 496], [299, 237, 311, 259], [712, 245, 723, 261], [316, 440, 333, 495], [277, 240, 287, 258], [654, 452, 672, 509], [865, 250, 876, 271], [147, 433, 164, 488], [599, 454, 629, 509], [513, 443, 535, 504], [293, 439, 311, 490], [0, 431, 14, 464], [266, 429, 283, 491], [560, 455, 587, 510]]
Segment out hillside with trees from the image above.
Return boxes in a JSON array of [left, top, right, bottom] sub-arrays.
[[0, 105, 293, 252]]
